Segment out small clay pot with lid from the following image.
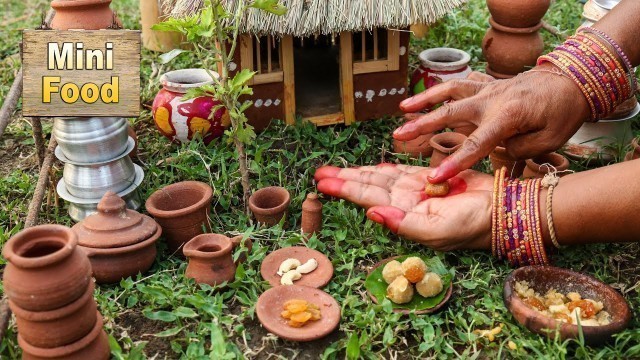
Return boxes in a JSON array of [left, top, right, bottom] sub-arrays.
[[487, 0, 551, 28], [490, 146, 526, 177], [249, 186, 291, 227], [393, 134, 435, 158], [50, 0, 122, 30], [73, 192, 161, 284], [146, 181, 213, 253], [523, 152, 570, 179], [301, 193, 323, 236], [183, 234, 236, 286], [482, 19, 544, 78], [429, 132, 467, 167], [2, 224, 92, 312]]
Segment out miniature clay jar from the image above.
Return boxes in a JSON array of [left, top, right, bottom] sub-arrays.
[[18, 312, 110, 360], [490, 146, 526, 178], [146, 181, 213, 253], [301, 193, 323, 236], [429, 132, 467, 167], [410, 48, 472, 95], [183, 234, 236, 286], [2, 224, 92, 312], [152, 69, 228, 144], [625, 137, 640, 161], [10, 282, 97, 348], [486, 0, 551, 28], [73, 192, 161, 284], [482, 18, 544, 78], [393, 134, 434, 158], [50, 0, 122, 30], [523, 152, 570, 179], [248, 186, 291, 227], [230, 235, 253, 264]]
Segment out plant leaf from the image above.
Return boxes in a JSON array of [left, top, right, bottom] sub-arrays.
[[144, 310, 177, 322], [159, 49, 188, 64], [251, 0, 287, 15]]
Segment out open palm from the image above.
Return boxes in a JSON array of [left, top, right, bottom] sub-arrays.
[[315, 164, 493, 251]]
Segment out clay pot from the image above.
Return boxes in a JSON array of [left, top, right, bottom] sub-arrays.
[[523, 152, 570, 179], [50, 0, 121, 30], [410, 48, 472, 96], [18, 312, 110, 360], [230, 235, 253, 264], [146, 181, 213, 253], [392, 134, 434, 158], [487, 0, 551, 28], [483, 18, 544, 78], [248, 186, 291, 227], [605, 97, 638, 120], [301, 193, 323, 236], [489, 146, 526, 178], [429, 132, 467, 167], [183, 234, 236, 286], [2, 225, 92, 312], [10, 282, 97, 348], [625, 137, 640, 161]]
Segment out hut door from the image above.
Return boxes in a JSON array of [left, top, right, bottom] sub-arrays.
[[339, 31, 355, 125]]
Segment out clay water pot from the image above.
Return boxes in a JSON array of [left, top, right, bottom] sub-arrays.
[[230, 235, 253, 264], [50, 0, 121, 30], [625, 137, 640, 161], [392, 133, 434, 158], [429, 132, 467, 167], [18, 312, 110, 360], [183, 234, 236, 286], [483, 18, 544, 78], [490, 146, 526, 178], [523, 152, 570, 179], [248, 186, 291, 227], [10, 282, 97, 348], [2, 224, 92, 312], [487, 0, 551, 28], [146, 181, 213, 253], [301, 193, 323, 236]]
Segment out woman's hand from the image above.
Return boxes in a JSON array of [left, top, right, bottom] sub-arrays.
[[314, 164, 493, 251], [394, 64, 590, 183]]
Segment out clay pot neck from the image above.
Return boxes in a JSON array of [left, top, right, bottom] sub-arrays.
[[161, 69, 219, 94], [2, 225, 77, 269], [419, 48, 471, 71], [527, 153, 569, 173], [183, 234, 233, 260], [51, 0, 113, 9], [431, 133, 467, 153], [490, 17, 543, 34]]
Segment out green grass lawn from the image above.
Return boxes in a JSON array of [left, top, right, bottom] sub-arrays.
[[1, 0, 639, 359]]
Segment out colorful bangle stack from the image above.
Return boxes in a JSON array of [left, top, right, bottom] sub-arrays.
[[491, 167, 550, 267], [537, 28, 636, 122]]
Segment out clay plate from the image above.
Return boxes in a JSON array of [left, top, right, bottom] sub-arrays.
[[256, 285, 340, 342], [367, 256, 453, 315], [261, 246, 333, 288], [504, 265, 632, 345]]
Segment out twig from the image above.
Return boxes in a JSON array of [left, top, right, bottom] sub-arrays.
[[0, 68, 23, 139], [25, 136, 57, 228], [0, 299, 10, 342], [541, 20, 565, 38], [30, 118, 45, 167]]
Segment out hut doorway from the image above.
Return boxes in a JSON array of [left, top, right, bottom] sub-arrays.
[[293, 35, 341, 119]]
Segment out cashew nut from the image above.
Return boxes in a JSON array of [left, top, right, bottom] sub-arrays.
[[277, 258, 301, 276], [296, 259, 318, 274], [280, 270, 301, 285]]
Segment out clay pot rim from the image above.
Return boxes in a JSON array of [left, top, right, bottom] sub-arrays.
[[51, 0, 112, 9], [429, 132, 467, 153], [2, 224, 77, 269], [145, 181, 213, 218], [183, 233, 233, 259], [418, 47, 471, 71], [248, 186, 291, 215], [489, 17, 543, 34], [160, 69, 219, 94], [79, 226, 161, 256], [18, 311, 104, 357], [525, 152, 569, 171], [9, 282, 95, 321]]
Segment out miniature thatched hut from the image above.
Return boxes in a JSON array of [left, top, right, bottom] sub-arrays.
[[167, 0, 467, 129]]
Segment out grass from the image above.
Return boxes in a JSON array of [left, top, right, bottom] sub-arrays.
[[1, 0, 640, 358]]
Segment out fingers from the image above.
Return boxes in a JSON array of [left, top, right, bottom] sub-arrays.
[[366, 206, 405, 233], [393, 99, 479, 141], [367, 205, 441, 245], [314, 167, 395, 189], [399, 79, 486, 113], [317, 179, 390, 208], [466, 71, 496, 83]]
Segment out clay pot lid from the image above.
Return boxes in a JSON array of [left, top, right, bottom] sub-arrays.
[[256, 285, 340, 342], [261, 247, 333, 288], [72, 192, 159, 249]]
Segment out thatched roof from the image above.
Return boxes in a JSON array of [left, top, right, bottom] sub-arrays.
[[165, 0, 468, 37]]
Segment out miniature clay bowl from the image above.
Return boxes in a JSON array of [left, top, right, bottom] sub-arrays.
[[367, 256, 453, 315], [261, 246, 333, 288], [504, 266, 632, 345], [256, 285, 340, 342]]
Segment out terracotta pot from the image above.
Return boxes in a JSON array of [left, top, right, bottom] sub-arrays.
[[183, 234, 236, 286], [429, 132, 467, 167], [146, 181, 213, 253], [605, 97, 638, 120], [625, 137, 640, 162], [18, 312, 110, 360], [301, 193, 323, 236], [483, 18, 544, 78], [248, 186, 291, 227], [523, 152, 570, 179], [2, 225, 92, 312], [487, 0, 551, 28], [392, 134, 434, 158], [127, 125, 138, 159], [152, 69, 228, 144], [50, 0, 121, 30], [410, 48, 472, 96], [230, 235, 253, 264], [10, 282, 97, 348], [489, 146, 526, 177]]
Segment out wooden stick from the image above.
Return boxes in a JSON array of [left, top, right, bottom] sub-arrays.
[[0, 68, 23, 139], [541, 20, 565, 38], [25, 136, 57, 228], [0, 299, 10, 342], [30, 118, 45, 167], [373, 29, 378, 60]]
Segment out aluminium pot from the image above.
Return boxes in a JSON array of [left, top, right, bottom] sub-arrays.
[[53, 117, 129, 163], [62, 154, 136, 199]]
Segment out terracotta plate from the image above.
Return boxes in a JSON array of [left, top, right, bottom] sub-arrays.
[[256, 285, 340, 342], [261, 247, 333, 288]]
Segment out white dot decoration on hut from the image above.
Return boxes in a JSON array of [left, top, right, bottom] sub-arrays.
[[228, 62, 237, 71], [389, 88, 397, 95], [264, 99, 273, 107], [398, 87, 406, 95], [254, 99, 264, 108], [400, 46, 407, 56], [273, 99, 281, 106], [366, 90, 375, 102], [379, 89, 387, 97], [355, 91, 363, 99]]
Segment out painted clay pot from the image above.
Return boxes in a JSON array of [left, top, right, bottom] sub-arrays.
[[483, 18, 544, 78], [393, 134, 435, 158], [10, 282, 97, 348], [73, 192, 161, 284], [18, 312, 110, 360], [487, 0, 551, 28], [523, 152, 570, 179], [50, 0, 121, 30], [490, 146, 526, 178], [152, 69, 228, 144], [301, 193, 323, 236], [429, 132, 467, 167], [146, 181, 213, 253], [410, 48, 472, 95], [230, 235, 253, 264], [2, 224, 92, 312], [249, 186, 291, 227], [183, 234, 236, 286], [624, 137, 640, 162]]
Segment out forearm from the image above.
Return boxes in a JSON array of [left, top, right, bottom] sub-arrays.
[[592, 0, 640, 66]]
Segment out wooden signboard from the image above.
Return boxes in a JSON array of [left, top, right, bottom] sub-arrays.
[[22, 30, 140, 117]]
